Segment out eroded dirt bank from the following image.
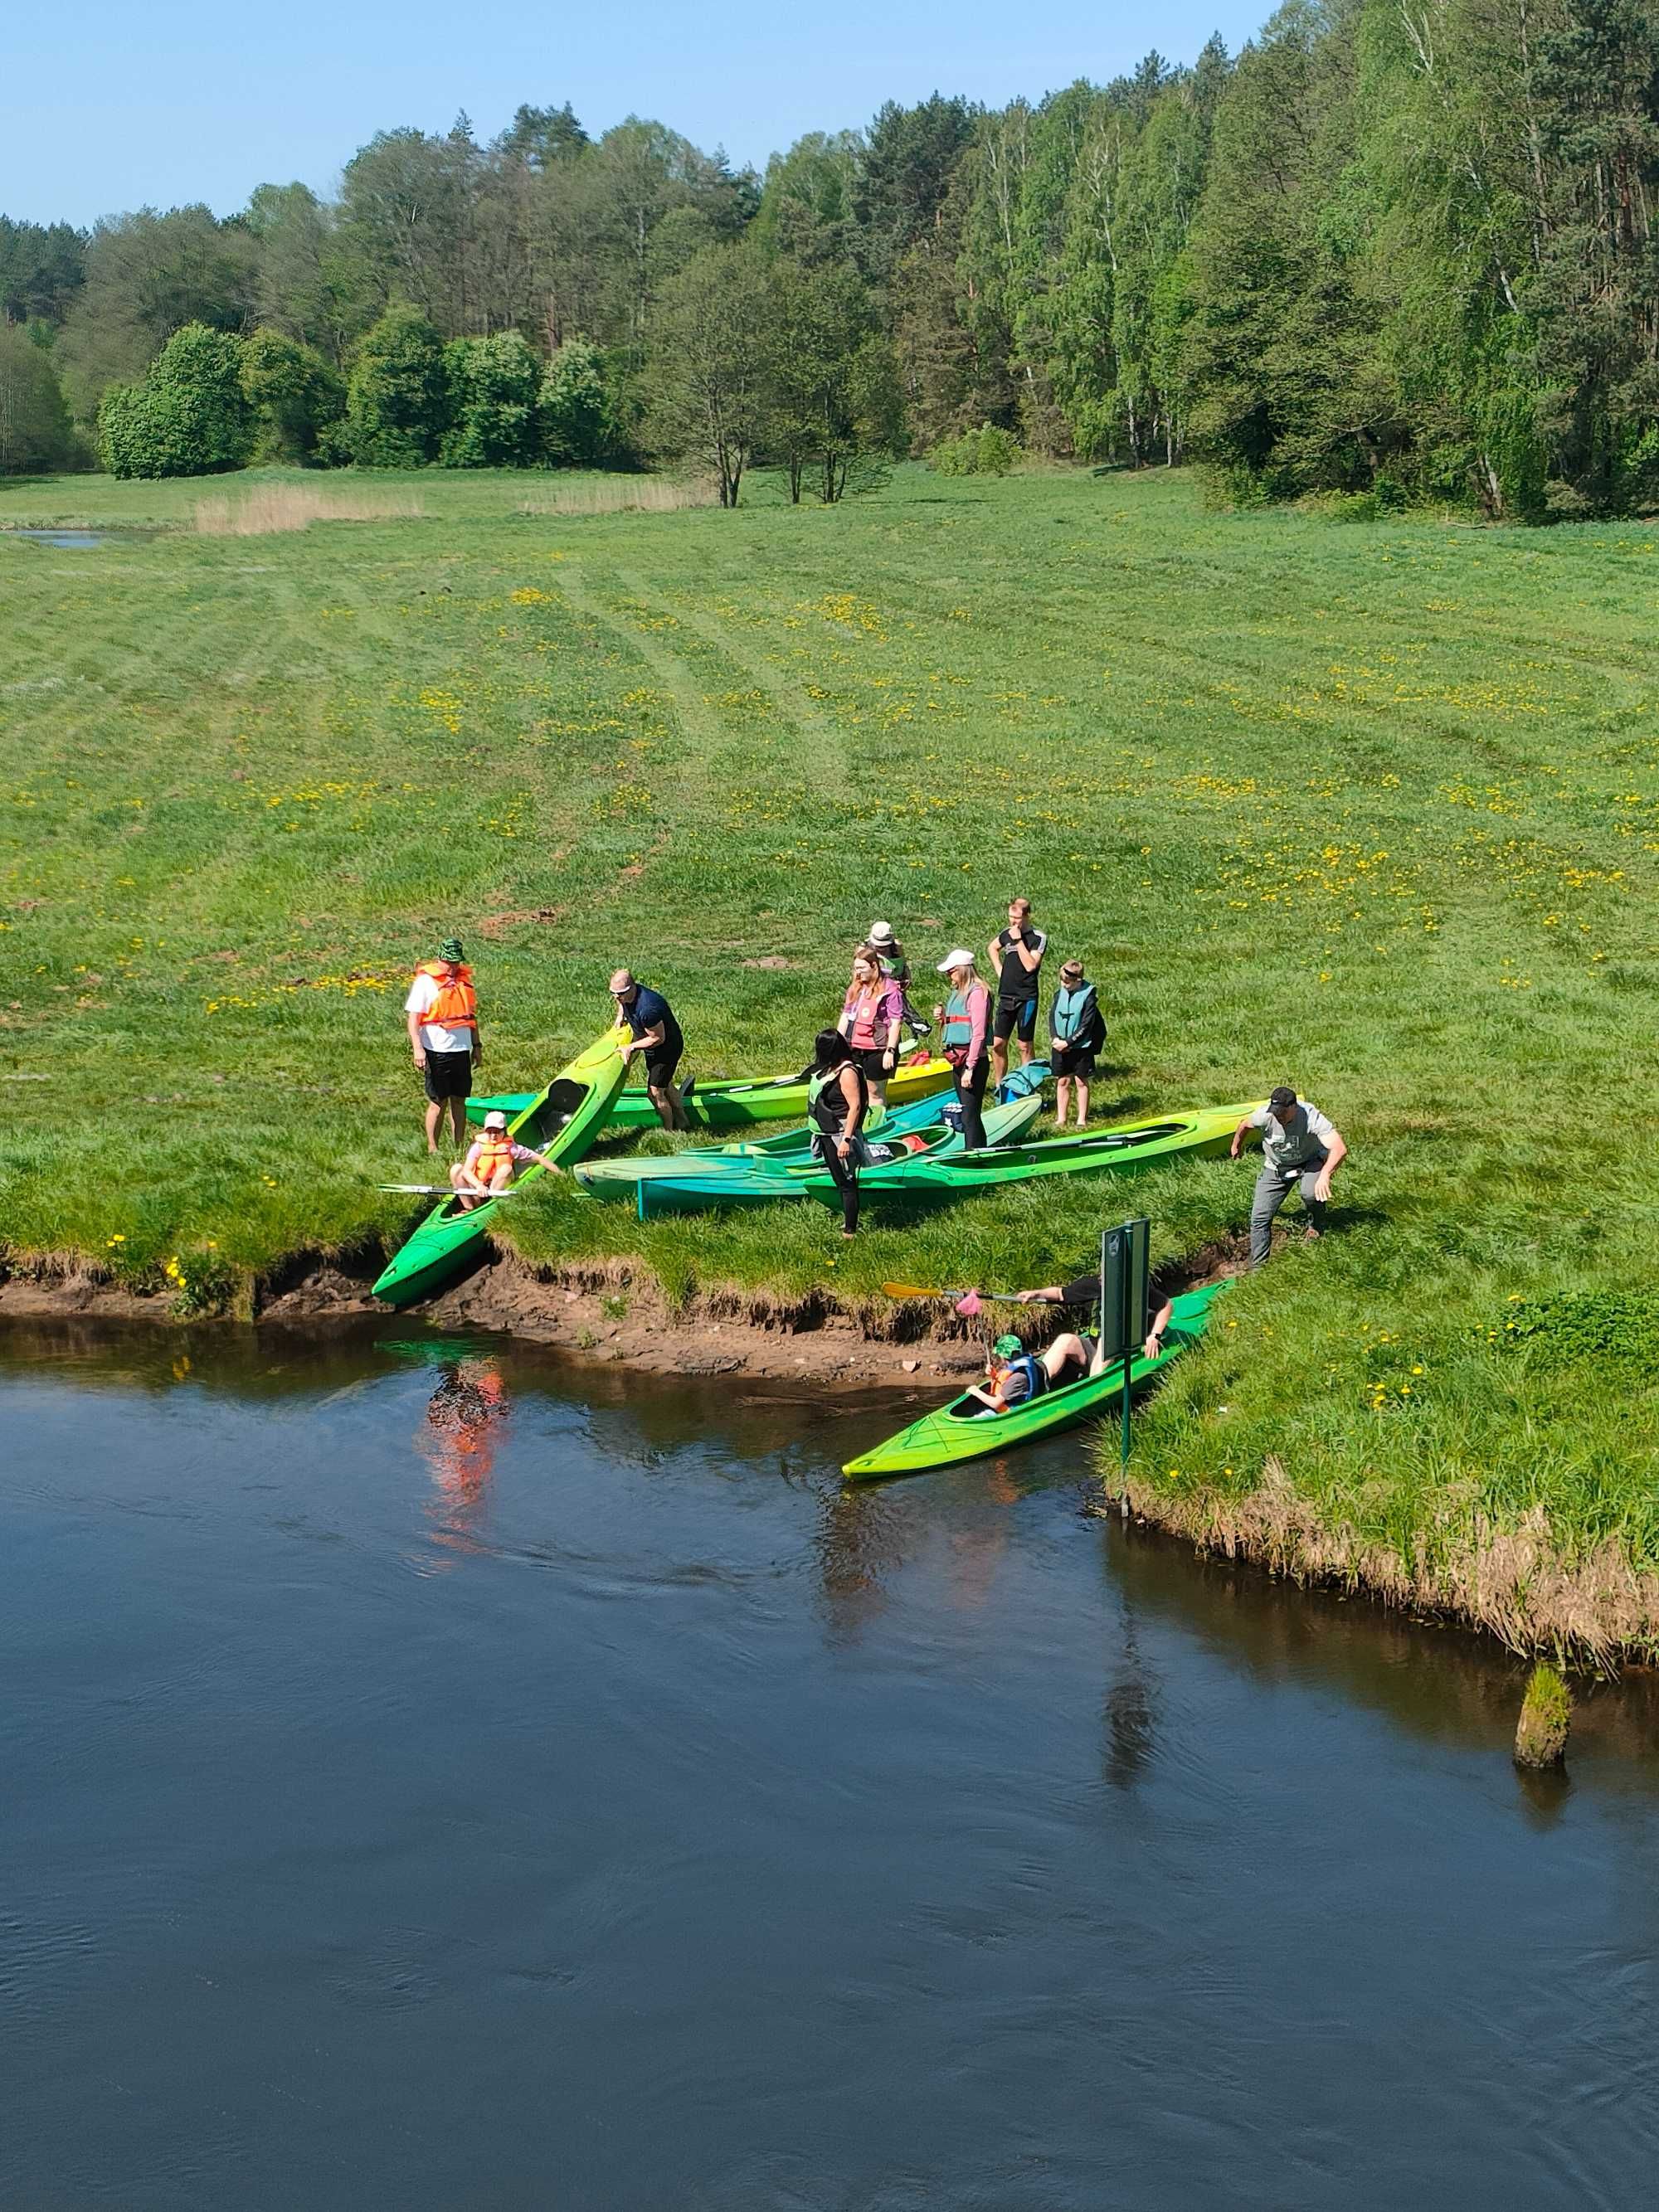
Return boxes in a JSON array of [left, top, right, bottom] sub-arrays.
[[0, 1246, 998, 1388]]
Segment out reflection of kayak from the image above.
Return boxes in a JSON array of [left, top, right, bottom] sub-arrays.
[[842, 1281, 1226, 1482], [372, 1025, 630, 1308], [586, 1091, 1046, 1218], [467, 1055, 956, 1132], [838, 1101, 1265, 1200]]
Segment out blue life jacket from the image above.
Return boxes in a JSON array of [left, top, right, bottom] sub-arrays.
[[991, 1352, 1047, 1407]]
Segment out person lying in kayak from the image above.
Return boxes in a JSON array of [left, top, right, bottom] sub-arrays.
[[1014, 1278, 1175, 1363], [447, 1110, 563, 1210]]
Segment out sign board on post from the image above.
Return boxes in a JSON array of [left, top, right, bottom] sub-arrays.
[[1098, 1217, 1151, 1361], [1098, 1217, 1151, 1492]]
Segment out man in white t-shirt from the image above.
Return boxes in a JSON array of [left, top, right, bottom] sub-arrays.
[[1232, 1087, 1348, 1266], [404, 936, 483, 1154]]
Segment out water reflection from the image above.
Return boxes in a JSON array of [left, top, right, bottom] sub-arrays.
[[418, 1359, 508, 1558], [1103, 1613, 1159, 1791]]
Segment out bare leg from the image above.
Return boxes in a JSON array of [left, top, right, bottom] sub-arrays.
[[1074, 1077, 1089, 1130], [651, 1081, 688, 1132], [1054, 1075, 1073, 1126], [1016, 1033, 1034, 1066], [447, 1164, 479, 1211], [990, 1034, 1010, 1089], [868, 1080, 888, 1117], [1044, 1333, 1089, 1384], [426, 1100, 444, 1155], [445, 1095, 466, 1148]]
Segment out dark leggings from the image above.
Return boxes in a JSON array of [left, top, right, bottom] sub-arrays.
[[818, 1136, 860, 1232], [953, 1057, 989, 1151]]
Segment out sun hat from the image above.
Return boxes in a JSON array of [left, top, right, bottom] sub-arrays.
[[483, 1110, 509, 1130], [937, 948, 976, 973], [992, 1333, 1024, 1359], [439, 936, 465, 963], [1061, 957, 1084, 978], [868, 921, 897, 947]]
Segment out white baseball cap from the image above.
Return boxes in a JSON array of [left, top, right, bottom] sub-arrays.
[[868, 921, 896, 946], [483, 1110, 509, 1130], [936, 948, 976, 973]]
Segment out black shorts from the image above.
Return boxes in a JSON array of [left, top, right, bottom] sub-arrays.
[[643, 1046, 682, 1090], [993, 998, 1039, 1045], [1053, 1047, 1097, 1078], [422, 1048, 474, 1102], [850, 1045, 892, 1083]]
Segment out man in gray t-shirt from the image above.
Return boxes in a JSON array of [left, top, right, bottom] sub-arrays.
[[1232, 1087, 1349, 1266]]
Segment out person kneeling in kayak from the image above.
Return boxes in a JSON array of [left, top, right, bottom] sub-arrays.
[[448, 1110, 562, 1211]]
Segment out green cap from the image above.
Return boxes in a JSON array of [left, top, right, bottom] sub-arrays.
[[439, 936, 465, 963], [992, 1334, 1024, 1359]]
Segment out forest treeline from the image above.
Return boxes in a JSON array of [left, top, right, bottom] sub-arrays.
[[5, 0, 1659, 518]]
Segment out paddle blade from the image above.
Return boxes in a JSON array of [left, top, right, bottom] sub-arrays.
[[880, 1281, 945, 1300]]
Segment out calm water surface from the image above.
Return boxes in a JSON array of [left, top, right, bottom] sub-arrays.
[[3, 1318, 1657, 2210]]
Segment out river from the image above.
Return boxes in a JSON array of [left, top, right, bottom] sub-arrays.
[[2, 1317, 1656, 2209]]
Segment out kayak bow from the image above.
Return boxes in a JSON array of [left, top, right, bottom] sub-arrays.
[[372, 1023, 630, 1307]]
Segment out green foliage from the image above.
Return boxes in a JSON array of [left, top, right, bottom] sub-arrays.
[[0, 324, 76, 473], [240, 328, 345, 464], [342, 303, 448, 467], [1501, 1291, 1659, 1376], [440, 331, 543, 467], [539, 338, 620, 465], [1515, 1662, 1572, 1765], [644, 242, 770, 503], [931, 422, 1022, 476], [99, 323, 253, 479]]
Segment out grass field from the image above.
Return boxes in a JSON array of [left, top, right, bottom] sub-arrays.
[[3, 461, 1657, 1644]]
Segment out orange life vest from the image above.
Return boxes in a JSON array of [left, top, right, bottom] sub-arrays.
[[469, 1135, 517, 1186], [415, 960, 478, 1032]]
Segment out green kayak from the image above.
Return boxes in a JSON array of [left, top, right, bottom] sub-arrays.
[[572, 1087, 961, 1195], [821, 1099, 1266, 1204], [588, 1091, 1047, 1218], [842, 1281, 1227, 1481], [468, 1055, 954, 1133], [372, 1023, 630, 1308]]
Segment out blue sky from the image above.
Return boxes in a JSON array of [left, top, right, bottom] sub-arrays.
[[3, 0, 1268, 229]]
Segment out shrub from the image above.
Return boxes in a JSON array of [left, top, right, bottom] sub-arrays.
[[440, 331, 543, 468], [929, 421, 1023, 478], [100, 323, 253, 479], [240, 329, 345, 465], [341, 304, 448, 468], [540, 338, 620, 467]]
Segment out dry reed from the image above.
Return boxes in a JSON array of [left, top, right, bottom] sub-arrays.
[[517, 476, 713, 517], [192, 484, 426, 536]]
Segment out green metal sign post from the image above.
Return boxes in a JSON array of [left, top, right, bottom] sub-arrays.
[[1098, 1217, 1151, 1506]]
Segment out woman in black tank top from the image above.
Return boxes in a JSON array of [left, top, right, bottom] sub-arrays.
[[808, 1029, 868, 1237]]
